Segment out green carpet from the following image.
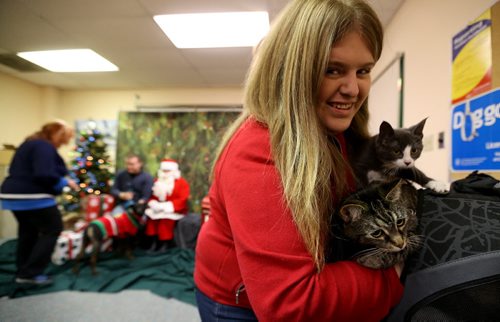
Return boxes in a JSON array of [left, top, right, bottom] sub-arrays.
[[0, 240, 196, 305]]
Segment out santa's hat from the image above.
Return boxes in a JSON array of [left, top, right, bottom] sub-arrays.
[[160, 158, 179, 171]]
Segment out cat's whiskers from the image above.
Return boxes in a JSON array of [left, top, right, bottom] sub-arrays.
[[354, 247, 389, 260], [407, 235, 424, 248]]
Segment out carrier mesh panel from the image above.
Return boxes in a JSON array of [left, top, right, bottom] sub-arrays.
[[386, 173, 500, 322], [405, 192, 500, 274], [409, 277, 500, 321]]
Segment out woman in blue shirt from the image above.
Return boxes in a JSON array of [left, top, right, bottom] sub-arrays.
[[0, 120, 79, 285]]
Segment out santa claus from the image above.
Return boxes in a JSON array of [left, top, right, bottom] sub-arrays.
[[144, 158, 190, 251]]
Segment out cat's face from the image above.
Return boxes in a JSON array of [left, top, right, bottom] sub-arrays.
[[339, 179, 418, 252], [375, 118, 426, 170]]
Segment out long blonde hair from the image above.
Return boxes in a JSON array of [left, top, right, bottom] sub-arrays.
[[215, 0, 383, 271]]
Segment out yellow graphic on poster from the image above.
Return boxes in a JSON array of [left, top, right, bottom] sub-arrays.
[[452, 9, 492, 104]]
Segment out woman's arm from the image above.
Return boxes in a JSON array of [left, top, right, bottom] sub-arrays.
[[217, 122, 403, 321], [31, 141, 66, 190]]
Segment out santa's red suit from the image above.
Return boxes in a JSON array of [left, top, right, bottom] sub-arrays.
[[144, 159, 190, 241]]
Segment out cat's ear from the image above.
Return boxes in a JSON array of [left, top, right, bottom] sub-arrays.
[[410, 117, 428, 138], [378, 121, 395, 142], [379, 121, 394, 135], [385, 179, 406, 201], [339, 204, 364, 223]]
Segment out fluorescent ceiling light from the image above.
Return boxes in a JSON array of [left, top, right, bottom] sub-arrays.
[[17, 49, 118, 72], [154, 11, 269, 48]]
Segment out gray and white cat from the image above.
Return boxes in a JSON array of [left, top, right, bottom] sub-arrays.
[[336, 179, 421, 269], [350, 118, 448, 193]]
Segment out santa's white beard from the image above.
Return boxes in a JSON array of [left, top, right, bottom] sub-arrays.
[[153, 175, 175, 201], [158, 169, 180, 180]]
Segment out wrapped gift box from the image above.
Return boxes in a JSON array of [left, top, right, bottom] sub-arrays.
[[51, 229, 113, 265], [51, 230, 84, 265], [84, 194, 115, 222]]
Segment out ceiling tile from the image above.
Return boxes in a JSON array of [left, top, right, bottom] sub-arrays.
[[0, 0, 405, 90]]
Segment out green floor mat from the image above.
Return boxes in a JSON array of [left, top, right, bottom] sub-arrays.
[[0, 240, 196, 305]]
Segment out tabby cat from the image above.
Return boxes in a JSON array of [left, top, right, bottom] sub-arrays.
[[331, 179, 421, 269], [349, 118, 448, 193]]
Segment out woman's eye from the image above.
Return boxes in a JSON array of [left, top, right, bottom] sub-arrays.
[[326, 67, 341, 76], [371, 230, 383, 238], [396, 218, 406, 227], [357, 68, 371, 75]]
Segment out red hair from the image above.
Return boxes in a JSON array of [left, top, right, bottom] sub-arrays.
[[26, 120, 69, 142]]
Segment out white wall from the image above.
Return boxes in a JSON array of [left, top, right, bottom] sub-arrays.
[[373, 0, 499, 182], [0, 72, 48, 146], [55, 88, 244, 160], [57, 88, 243, 123]]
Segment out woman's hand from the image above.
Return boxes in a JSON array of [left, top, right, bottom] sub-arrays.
[[67, 179, 80, 191], [120, 191, 134, 200]]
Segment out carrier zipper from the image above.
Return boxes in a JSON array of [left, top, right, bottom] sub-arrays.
[[235, 283, 246, 304]]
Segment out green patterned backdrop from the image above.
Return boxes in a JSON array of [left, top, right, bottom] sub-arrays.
[[116, 110, 241, 213]]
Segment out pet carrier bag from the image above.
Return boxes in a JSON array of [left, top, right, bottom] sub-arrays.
[[386, 171, 500, 321]]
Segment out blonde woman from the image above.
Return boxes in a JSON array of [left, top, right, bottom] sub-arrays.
[[0, 120, 79, 285], [194, 0, 404, 321]]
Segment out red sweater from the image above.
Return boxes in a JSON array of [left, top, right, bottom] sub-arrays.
[[92, 211, 139, 239], [194, 118, 404, 321]]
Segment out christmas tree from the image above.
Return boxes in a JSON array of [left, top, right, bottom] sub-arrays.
[[62, 127, 113, 212]]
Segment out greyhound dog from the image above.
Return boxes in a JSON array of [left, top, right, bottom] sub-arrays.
[[73, 202, 147, 275]]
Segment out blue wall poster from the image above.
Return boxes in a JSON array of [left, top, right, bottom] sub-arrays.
[[451, 88, 500, 171]]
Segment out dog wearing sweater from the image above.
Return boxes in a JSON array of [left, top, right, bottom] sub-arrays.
[[73, 202, 147, 275]]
